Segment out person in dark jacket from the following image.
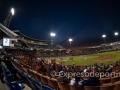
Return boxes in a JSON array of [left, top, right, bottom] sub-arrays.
[[83, 76, 100, 86], [0, 60, 4, 83], [3, 56, 18, 81]]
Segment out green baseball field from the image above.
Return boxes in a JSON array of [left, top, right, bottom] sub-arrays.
[[47, 50, 120, 66]]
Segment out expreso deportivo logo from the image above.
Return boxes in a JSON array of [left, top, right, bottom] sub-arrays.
[[50, 71, 120, 78]]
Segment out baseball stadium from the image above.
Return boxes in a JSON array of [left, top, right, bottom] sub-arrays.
[[0, 21, 120, 90], [0, 1, 120, 90]]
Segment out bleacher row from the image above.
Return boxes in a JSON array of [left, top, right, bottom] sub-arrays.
[[12, 63, 54, 90], [1, 61, 54, 90], [11, 60, 57, 90], [11, 60, 120, 90], [71, 46, 113, 55], [37, 53, 67, 57], [1, 65, 25, 90], [17, 71, 54, 90]]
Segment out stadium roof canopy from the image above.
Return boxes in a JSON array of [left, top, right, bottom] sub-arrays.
[[13, 30, 48, 42], [0, 23, 19, 38]]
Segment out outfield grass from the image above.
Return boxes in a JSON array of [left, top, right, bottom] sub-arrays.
[[46, 50, 120, 66]]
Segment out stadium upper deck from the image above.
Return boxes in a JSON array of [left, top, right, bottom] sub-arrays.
[[13, 30, 48, 45], [0, 23, 66, 53]]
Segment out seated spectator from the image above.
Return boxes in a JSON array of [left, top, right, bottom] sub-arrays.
[[86, 67, 92, 73], [57, 71, 70, 83], [23, 59, 27, 64], [2, 57, 18, 81], [83, 75, 100, 86], [69, 77, 75, 85], [0, 59, 5, 83], [83, 67, 87, 73], [47, 67, 53, 74], [57, 76, 70, 83], [41, 65, 47, 73], [70, 76, 83, 86], [52, 59, 56, 70], [35, 64, 41, 72], [63, 77, 70, 83], [14, 58, 18, 62], [83, 68, 100, 86], [106, 67, 112, 73]]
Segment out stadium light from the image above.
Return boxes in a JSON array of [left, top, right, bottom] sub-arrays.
[[114, 32, 119, 49], [11, 8, 15, 15], [114, 32, 119, 42], [50, 33, 56, 37], [102, 34, 106, 44], [68, 38, 73, 49], [50, 32, 56, 45], [3, 7, 15, 28], [115, 32, 118, 36], [102, 35, 106, 38]]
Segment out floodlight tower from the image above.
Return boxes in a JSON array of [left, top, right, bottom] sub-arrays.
[[114, 32, 119, 42], [102, 34, 106, 45], [3, 8, 15, 28], [114, 32, 119, 49], [50, 32, 56, 45], [68, 38, 73, 49]]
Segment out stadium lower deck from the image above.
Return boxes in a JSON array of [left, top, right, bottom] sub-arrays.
[[0, 48, 120, 90]]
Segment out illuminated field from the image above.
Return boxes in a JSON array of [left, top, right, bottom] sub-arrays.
[[47, 50, 120, 66]]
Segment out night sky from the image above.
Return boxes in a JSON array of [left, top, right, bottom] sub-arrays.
[[0, 0, 120, 48]]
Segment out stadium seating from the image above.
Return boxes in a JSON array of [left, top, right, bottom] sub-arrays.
[[114, 81, 120, 90], [111, 77, 120, 84], [27, 77, 40, 90], [14, 64, 54, 90], [48, 78, 58, 89], [2, 65, 25, 90], [70, 85, 84, 90], [84, 86, 100, 90], [100, 85, 115, 90], [11, 81, 25, 90], [100, 78, 111, 85], [58, 82, 70, 90], [8, 51, 120, 90]]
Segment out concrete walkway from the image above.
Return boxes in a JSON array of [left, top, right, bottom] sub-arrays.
[[0, 81, 9, 90]]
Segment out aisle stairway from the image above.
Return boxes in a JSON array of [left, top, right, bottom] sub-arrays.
[[0, 81, 9, 90]]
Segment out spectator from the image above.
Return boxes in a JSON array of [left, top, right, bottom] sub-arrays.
[[35, 64, 41, 72], [83, 68, 100, 86], [0, 59, 5, 83], [70, 75, 84, 86]]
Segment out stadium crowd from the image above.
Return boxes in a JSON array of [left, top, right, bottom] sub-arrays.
[[0, 49, 120, 90]]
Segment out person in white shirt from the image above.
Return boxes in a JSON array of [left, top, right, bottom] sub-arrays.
[[70, 76, 83, 86], [69, 78, 76, 85], [14, 58, 18, 62], [84, 68, 87, 73], [78, 80, 83, 85]]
